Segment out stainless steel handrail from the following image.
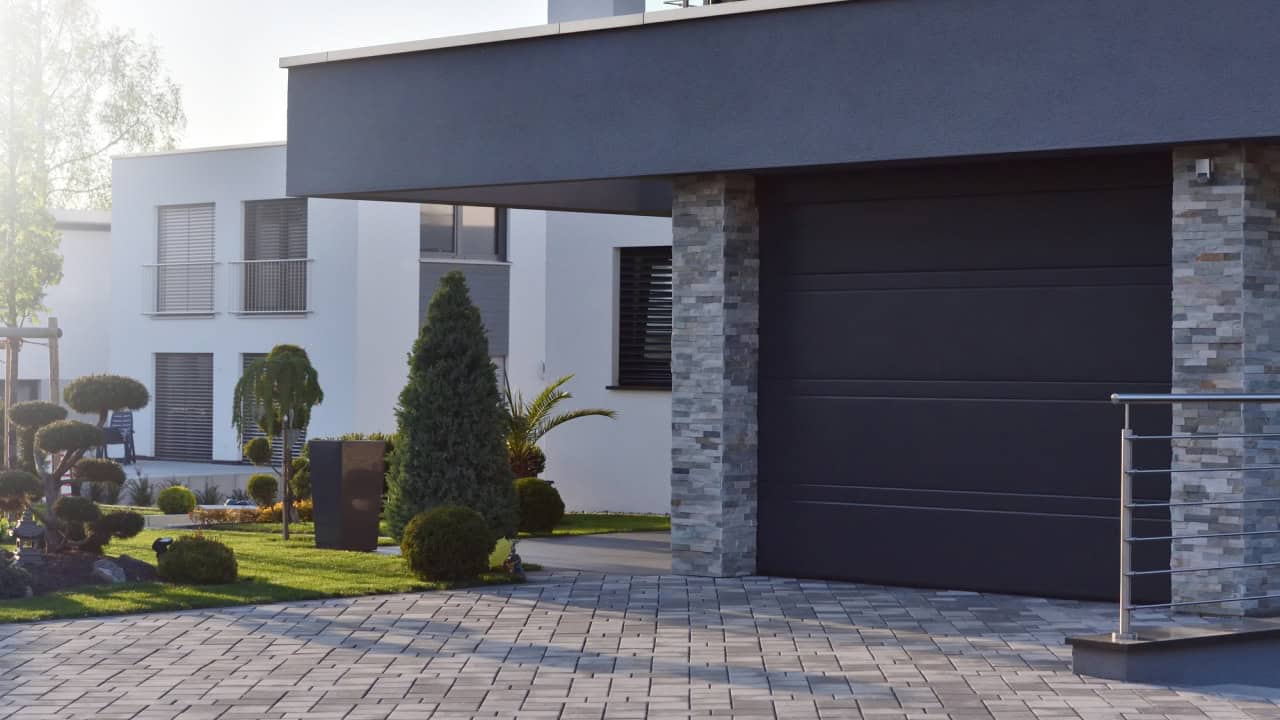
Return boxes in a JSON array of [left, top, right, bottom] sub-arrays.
[[1110, 392, 1280, 640]]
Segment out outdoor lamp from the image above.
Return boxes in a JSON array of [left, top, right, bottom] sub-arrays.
[[152, 537, 174, 559], [14, 511, 46, 568]]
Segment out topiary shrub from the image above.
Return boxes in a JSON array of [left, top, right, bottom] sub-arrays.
[[0, 469, 43, 514], [0, 561, 32, 599], [401, 505, 493, 582], [74, 457, 127, 486], [157, 536, 238, 584], [156, 485, 196, 514], [81, 511, 146, 554], [514, 478, 565, 533], [385, 272, 517, 541], [247, 474, 278, 507], [242, 436, 272, 466]]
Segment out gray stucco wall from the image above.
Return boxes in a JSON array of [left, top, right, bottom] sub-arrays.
[[288, 0, 1280, 208], [419, 262, 510, 356]]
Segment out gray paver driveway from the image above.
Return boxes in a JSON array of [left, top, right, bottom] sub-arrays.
[[2, 572, 1279, 720]]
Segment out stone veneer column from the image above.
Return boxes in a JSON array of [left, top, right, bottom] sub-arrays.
[[1172, 143, 1280, 615], [670, 174, 759, 577]]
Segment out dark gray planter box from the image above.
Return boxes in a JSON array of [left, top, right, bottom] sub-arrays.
[[310, 440, 386, 551]]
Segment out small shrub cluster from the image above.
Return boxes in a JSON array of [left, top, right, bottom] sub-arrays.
[[401, 505, 493, 582], [156, 486, 197, 514], [157, 536, 238, 584], [514, 478, 565, 533], [190, 507, 259, 526], [0, 560, 32, 599], [247, 474, 278, 507], [253, 500, 313, 523]]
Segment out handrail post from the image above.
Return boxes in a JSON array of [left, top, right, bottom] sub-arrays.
[[1114, 402, 1137, 640]]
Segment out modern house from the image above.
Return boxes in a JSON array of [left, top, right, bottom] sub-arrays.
[[279, 0, 1280, 607]]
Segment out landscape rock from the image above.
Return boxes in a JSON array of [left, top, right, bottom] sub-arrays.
[[91, 558, 127, 584]]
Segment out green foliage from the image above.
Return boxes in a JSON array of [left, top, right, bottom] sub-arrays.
[[385, 272, 517, 541], [157, 536, 238, 585], [513, 478, 565, 533], [53, 496, 100, 525], [510, 445, 546, 479], [242, 436, 272, 466], [246, 474, 278, 508], [195, 483, 222, 505], [125, 475, 154, 506], [8, 401, 66, 429], [64, 375, 150, 423], [0, 561, 31, 600], [53, 496, 100, 541], [0, 469, 42, 512], [502, 374, 614, 478], [34, 420, 102, 454], [81, 511, 145, 554], [73, 458, 126, 486], [400, 506, 493, 582], [289, 456, 310, 501], [156, 486, 196, 514]]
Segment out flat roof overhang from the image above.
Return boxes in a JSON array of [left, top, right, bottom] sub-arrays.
[[284, 0, 1280, 215]]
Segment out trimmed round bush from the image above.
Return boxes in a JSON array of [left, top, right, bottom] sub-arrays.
[[35, 420, 102, 454], [0, 562, 32, 599], [247, 474, 278, 507], [54, 496, 101, 525], [514, 478, 565, 533], [156, 485, 197, 514], [0, 469, 43, 505], [401, 506, 493, 582], [242, 436, 272, 465], [8, 400, 67, 429], [157, 536, 238, 584], [64, 375, 150, 417], [74, 457, 127, 486]]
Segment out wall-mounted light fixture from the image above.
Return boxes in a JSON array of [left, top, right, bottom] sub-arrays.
[[1194, 158, 1214, 184]]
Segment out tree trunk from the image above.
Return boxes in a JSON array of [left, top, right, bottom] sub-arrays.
[[281, 421, 292, 541]]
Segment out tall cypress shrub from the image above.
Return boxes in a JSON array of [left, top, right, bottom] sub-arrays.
[[385, 271, 517, 541]]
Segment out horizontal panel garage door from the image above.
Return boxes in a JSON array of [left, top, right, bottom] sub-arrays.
[[757, 154, 1171, 602]]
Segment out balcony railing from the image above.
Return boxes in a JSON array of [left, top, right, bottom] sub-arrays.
[[229, 258, 313, 315], [142, 262, 218, 315]]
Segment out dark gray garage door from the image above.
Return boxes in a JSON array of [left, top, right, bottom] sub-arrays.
[[757, 153, 1171, 601]]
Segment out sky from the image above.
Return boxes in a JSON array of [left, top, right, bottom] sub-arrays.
[[94, 0, 549, 149]]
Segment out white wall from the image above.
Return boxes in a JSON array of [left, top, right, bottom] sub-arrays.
[[109, 144, 375, 460], [527, 211, 672, 514], [354, 201, 422, 433], [17, 210, 113, 397]]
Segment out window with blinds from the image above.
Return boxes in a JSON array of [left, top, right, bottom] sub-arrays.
[[156, 204, 216, 313], [154, 353, 214, 462], [243, 199, 308, 313], [616, 246, 673, 388], [239, 353, 308, 467]]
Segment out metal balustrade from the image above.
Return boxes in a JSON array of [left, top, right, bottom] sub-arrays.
[[1112, 392, 1280, 640], [228, 258, 313, 315], [142, 262, 219, 315]]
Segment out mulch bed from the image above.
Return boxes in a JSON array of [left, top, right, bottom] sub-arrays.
[[26, 552, 159, 595]]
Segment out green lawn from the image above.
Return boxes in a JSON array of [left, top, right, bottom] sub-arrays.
[[519, 512, 670, 538], [0, 529, 520, 624]]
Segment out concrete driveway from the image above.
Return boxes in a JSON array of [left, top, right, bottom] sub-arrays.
[[3, 573, 1280, 719]]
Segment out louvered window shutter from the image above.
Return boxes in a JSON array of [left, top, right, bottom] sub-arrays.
[[617, 247, 673, 388], [154, 353, 214, 461], [156, 204, 215, 313]]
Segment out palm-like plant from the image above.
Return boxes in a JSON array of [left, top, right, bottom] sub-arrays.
[[232, 344, 323, 540], [502, 374, 616, 478]]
